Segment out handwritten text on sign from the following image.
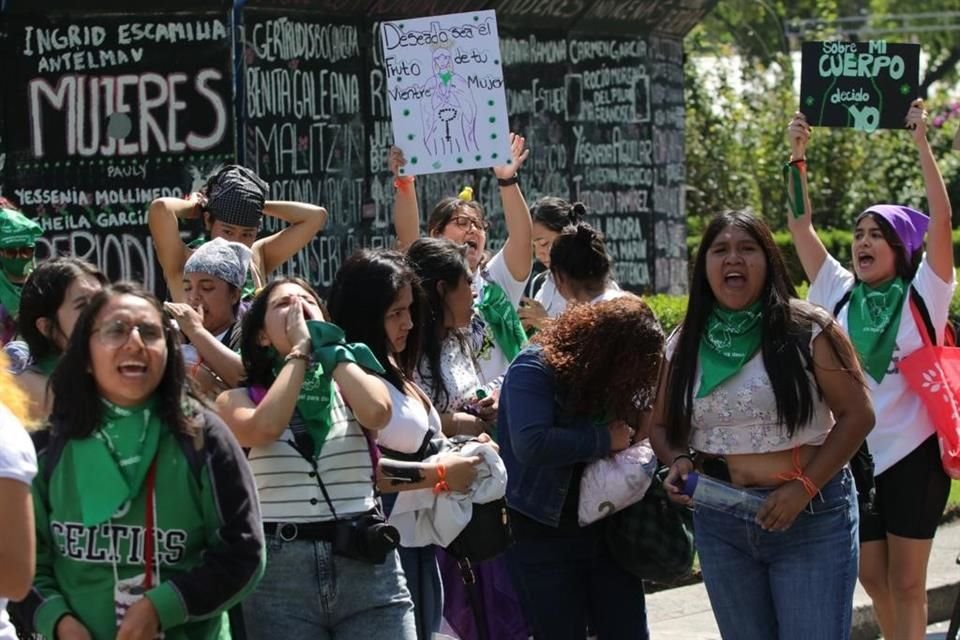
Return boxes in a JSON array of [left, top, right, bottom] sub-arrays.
[[380, 11, 510, 176], [799, 41, 920, 133]]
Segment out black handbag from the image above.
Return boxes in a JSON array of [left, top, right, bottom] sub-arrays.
[[604, 465, 695, 585]]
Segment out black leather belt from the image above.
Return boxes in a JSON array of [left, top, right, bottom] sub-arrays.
[[263, 521, 338, 542]]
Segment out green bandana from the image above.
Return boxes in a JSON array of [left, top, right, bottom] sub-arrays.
[[847, 277, 906, 383], [476, 281, 528, 363], [273, 321, 386, 458], [0, 208, 42, 250], [188, 235, 256, 299], [70, 398, 163, 526], [0, 269, 22, 317], [698, 302, 763, 398]]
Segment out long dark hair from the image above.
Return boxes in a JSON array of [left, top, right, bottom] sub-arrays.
[[535, 296, 663, 420], [531, 197, 585, 232], [240, 277, 323, 388], [328, 249, 424, 391], [19, 258, 107, 362], [406, 238, 472, 407], [550, 223, 612, 288], [50, 282, 191, 439], [664, 210, 842, 448], [855, 212, 921, 281]]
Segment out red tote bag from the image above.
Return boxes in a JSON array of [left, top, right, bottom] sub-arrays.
[[898, 298, 960, 479]]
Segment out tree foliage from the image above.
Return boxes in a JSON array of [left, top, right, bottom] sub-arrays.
[[684, 0, 960, 236]]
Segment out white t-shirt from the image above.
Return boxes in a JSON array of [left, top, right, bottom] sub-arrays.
[[808, 254, 957, 474], [0, 403, 37, 640], [470, 249, 528, 385], [533, 272, 568, 318], [589, 283, 627, 304]]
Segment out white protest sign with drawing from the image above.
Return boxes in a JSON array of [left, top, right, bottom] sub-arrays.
[[380, 10, 511, 176]]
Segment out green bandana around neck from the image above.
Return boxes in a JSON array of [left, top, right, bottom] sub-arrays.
[[0, 268, 22, 317], [273, 321, 386, 458], [476, 281, 528, 363], [697, 301, 764, 398], [847, 277, 906, 383], [71, 398, 163, 526]]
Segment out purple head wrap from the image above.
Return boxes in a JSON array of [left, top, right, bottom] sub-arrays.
[[857, 204, 929, 258]]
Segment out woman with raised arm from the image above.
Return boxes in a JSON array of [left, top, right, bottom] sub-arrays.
[[12, 258, 107, 422], [215, 278, 417, 640], [327, 249, 482, 640], [390, 136, 532, 387], [786, 99, 954, 640], [651, 210, 873, 639], [149, 165, 328, 302]]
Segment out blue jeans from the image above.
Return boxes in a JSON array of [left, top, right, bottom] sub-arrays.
[[243, 534, 416, 640], [694, 468, 859, 640], [505, 522, 648, 640]]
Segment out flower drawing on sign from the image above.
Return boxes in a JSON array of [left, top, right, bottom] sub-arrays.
[[921, 368, 943, 394]]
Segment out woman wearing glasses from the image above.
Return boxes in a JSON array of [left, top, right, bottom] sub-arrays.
[[390, 138, 533, 389], [21, 282, 264, 640], [0, 204, 43, 347]]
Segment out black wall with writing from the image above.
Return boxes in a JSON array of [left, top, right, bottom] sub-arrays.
[[0, 3, 708, 296]]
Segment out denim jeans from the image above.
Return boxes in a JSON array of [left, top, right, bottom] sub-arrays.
[[396, 545, 442, 639], [694, 468, 859, 640], [243, 534, 417, 640], [505, 522, 648, 640]]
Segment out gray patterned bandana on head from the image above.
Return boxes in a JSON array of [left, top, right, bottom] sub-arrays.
[[204, 165, 269, 229], [184, 238, 252, 290]]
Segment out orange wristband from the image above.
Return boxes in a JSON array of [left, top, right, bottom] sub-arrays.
[[433, 463, 450, 494], [394, 175, 415, 194]]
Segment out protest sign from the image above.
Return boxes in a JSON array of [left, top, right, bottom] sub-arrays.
[[379, 10, 511, 176], [799, 40, 920, 133]]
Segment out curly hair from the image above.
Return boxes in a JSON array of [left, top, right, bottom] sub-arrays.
[[534, 296, 664, 420]]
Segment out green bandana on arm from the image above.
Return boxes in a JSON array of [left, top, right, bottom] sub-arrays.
[[697, 302, 764, 398], [847, 278, 906, 383], [273, 321, 386, 458], [69, 398, 163, 526], [476, 281, 528, 363]]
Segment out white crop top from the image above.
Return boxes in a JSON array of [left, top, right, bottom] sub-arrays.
[[666, 313, 835, 455], [377, 380, 442, 455]]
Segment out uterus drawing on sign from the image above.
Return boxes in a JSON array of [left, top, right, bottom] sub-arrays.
[[420, 44, 478, 156]]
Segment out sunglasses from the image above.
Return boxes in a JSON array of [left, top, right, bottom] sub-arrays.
[[0, 246, 35, 259], [91, 320, 165, 349], [450, 214, 489, 232]]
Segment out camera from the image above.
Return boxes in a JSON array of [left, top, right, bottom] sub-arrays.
[[332, 510, 400, 564]]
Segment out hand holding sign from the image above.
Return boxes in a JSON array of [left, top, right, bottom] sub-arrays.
[[787, 112, 811, 161], [905, 99, 928, 146]]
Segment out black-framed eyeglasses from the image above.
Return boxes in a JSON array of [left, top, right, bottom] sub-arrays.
[[450, 214, 489, 231], [90, 320, 165, 349]]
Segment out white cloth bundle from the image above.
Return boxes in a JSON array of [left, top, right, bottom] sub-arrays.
[[388, 441, 507, 548], [578, 439, 657, 525]]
